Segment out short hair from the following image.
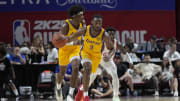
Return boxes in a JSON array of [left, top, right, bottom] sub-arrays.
[[68, 5, 84, 17], [106, 27, 116, 32], [151, 35, 157, 40], [169, 37, 177, 45], [144, 54, 151, 57], [114, 52, 121, 59], [92, 14, 103, 20], [48, 42, 54, 49], [0, 44, 7, 57]]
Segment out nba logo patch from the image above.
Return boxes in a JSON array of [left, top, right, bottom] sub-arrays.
[[13, 20, 30, 46]]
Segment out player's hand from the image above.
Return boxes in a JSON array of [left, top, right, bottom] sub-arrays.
[[66, 36, 70, 42], [73, 40, 81, 45]]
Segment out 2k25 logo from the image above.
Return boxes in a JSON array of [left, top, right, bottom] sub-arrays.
[[13, 20, 30, 46]]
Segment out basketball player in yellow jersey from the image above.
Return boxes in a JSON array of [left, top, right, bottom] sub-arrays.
[[56, 5, 85, 101], [67, 15, 114, 101]]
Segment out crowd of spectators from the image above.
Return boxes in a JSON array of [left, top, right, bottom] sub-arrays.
[[1, 36, 180, 99]]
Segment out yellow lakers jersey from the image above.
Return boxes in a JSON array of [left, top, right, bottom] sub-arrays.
[[58, 19, 83, 65], [65, 19, 82, 40], [82, 25, 105, 54]]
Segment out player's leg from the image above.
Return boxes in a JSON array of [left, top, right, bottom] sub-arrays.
[[55, 65, 64, 101], [81, 56, 101, 101], [67, 56, 81, 101], [75, 66, 102, 101], [56, 65, 67, 101], [76, 52, 101, 101], [82, 59, 92, 101], [89, 67, 102, 86], [101, 60, 120, 101], [56, 66, 68, 86], [56, 49, 69, 101]]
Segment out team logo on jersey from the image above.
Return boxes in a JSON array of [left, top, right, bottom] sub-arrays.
[[13, 20, 30, 46], [90, 45, 94, 50], [96, 37, 101, 41]]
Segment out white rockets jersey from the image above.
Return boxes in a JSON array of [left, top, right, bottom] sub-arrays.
[[102, 39, 117, 60]]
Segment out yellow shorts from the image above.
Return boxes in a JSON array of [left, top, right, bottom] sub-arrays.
[[59, 45, 81, 66], [80, 51, 101, 73]]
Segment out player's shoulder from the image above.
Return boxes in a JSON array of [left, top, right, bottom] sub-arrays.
[[60, 19, 70, 33], [62, 19, 69, 27], [65, 18, 70, 22]]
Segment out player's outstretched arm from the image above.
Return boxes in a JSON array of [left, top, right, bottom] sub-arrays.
[[103, 32, 114, 51], [67, 27, 86, 42], [117, 41, 124, 52], [102, 32, 115, 62]]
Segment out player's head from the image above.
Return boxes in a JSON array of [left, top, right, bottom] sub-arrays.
[[0, 44, 6, 58], [68, 5, 85, 22], [106, 27, 116, 41], [91, 14, 103, 31]]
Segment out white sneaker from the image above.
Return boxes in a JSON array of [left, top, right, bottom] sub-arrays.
[[113, 96, 120, 101], [154, 91, 159, 96], [67, 94, 74, 101], [55, 88, 63, 101], [174, 91, 179, 97]]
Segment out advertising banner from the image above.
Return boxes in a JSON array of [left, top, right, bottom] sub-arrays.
[[0, 0, 176, 45]]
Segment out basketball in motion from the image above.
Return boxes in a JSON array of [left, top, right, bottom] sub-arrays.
[[52, 33, 67, 48]]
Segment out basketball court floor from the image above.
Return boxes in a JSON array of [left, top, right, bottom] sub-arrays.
[[8, 97, 180, 101]]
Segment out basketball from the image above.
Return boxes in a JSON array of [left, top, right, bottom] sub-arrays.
[[52, 33, 67, 48]]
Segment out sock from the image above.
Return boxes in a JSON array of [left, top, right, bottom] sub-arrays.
[[83, 91, 88, 96], [69, 87, 75, 95], [13, 89, 19, 96], [56, 83, 61, 89]]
